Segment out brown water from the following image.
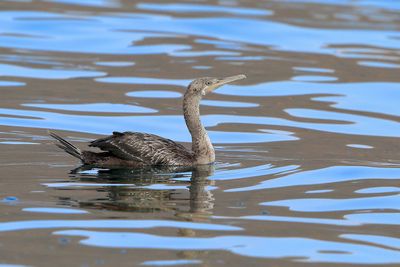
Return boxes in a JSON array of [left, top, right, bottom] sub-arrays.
[[0, 0, 400, 266]]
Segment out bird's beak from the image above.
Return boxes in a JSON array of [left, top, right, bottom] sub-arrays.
[[204, 74, 246, 94]]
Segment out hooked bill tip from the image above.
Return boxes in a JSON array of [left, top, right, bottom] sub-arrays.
[[220, 74, 247, 84]]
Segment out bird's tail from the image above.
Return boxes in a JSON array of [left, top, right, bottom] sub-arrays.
[[48, 131, 83, 161]]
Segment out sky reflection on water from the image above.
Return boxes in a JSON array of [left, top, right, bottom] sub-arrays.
[[52, 230, 400, 264], [1, 9, 399, 55], [0, 0, 399, 266]]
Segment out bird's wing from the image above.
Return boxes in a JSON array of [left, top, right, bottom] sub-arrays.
[[89, 131, 194, 165]]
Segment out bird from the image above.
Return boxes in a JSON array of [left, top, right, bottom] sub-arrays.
[[49, 74, 246, 167]]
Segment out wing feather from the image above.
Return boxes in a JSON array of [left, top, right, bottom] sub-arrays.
[[89, 132, 193, 165]]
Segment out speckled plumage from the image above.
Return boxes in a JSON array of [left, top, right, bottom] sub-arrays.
[[49, 75, 246, 167], [89, 131, 194, 165]]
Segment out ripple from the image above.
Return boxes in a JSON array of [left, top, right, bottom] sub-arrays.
[[0, 264, 30, 267], [171, 50, 240, 57], [97, 77, 189, 87], [0, 0, 399, 265], [0, 11, 189, 54], [213, 214, 358, 226], [127, 91, 182, 99], [1, 11, 399, 55], [2, 196, 18, 202], [285, 108, 400, 137], [44, 0, 118, 8], [141, 260, 202, 266], [217, 81, 400, 117], [293, 67, 335, 73], [358, 61, 400, 69], [341, 234, 400, 250], [0, 220, 242, 232], [95, 61, 135, 67], [192, 65, 212, 70], [0, 108, 305, 143], [305, 189, 334, 194], [214, 164, 299, 181], [345, 212, 400, 225], [43, 182, 146, 188], [215, 212, 400, 227], [216, 56, 267, 61], [226, 166, 400, 192], [356, 187, 400, 194], [346, 144, 373, 149], [0, 63, 105, 79], [22, 103, 157, 113], [1, 106, 398, 141], [42, 182, 203, 191], [53, 230, 400, 264], [0, 141, 39, 145], [291, 75, 337, 82], [137, 3, 272, 16], [278, 0, 400, 11], [261, 194, 400, 212], [0, 80, 26, 86], [22, 207, 88, 214]]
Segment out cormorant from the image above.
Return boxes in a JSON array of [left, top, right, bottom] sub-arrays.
[[49, 74, 246, 167]]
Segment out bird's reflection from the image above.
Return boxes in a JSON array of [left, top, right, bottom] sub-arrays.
[[63, 165, 215, 218]]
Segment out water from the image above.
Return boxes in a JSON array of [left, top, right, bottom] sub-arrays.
[[0, 0, 399, 266]]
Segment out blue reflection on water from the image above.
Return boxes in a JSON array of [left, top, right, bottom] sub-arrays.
[[22, 207, 88, 214], [291, 75, 337, 82], [0, 81, 25, 87], [23, 103, 157, 113], [0, 109, 302, 143], [127, 91, 182, 99], [341, 234, 400, 250], [285, 108, 400, 137], [262, 194, 400, 212], [213, 214, 358, 226], [293, 67, 335, 73], [226, 166, 400, 192], [0, 141, 38, 145], [0, 63, 105, 79], [1, 11, 399, 55], [0, 263, 30, 267], [216, 212, 400, 226], [95, 61, 135, 67], [358, 61, 400, 69], [137, 3, 272, 16], [0, 220, 242, 232], [345, 213, 400, 225], [97, 77, 189, 86], [212, 164, 299, 181], [218, 81, 400, 118], [305, 189, 334, 194], [52, 230, 400, 264], [356, 187, 400, 194], [45, 0, 118, 8], [278, 0, 400, 11], [0, 0, 399, 264], [346, 144, 373, 149], [141, 259, 202, 266], [1, 105, 400, 140]]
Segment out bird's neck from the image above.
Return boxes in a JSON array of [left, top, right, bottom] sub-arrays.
[[183, 93, 215, 165]]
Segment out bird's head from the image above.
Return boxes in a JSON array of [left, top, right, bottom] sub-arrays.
[[186, 74, 246, 98]]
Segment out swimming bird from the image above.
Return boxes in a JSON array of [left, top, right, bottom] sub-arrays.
[[49, 74, 246, 167]]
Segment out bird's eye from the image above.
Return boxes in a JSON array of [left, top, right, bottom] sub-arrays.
[[206, 81, 212, 86]]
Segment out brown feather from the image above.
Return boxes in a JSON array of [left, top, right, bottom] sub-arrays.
[[89, 131, 194, 166]]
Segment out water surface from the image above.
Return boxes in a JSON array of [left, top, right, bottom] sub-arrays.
[[0, 0, 399, 266]]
